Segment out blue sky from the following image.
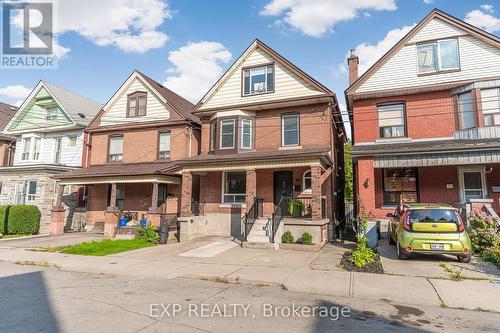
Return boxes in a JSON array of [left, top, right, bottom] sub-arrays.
[[1, 0, 499, 137]]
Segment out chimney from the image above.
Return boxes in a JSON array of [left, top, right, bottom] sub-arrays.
[[347, 49, 359, 86]]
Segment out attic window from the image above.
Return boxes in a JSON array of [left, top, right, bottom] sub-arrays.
[[417, 39, 459, 74], [127, 92, 147, 117], [45, 107, 58, 121], [243, 64, 274, 96]]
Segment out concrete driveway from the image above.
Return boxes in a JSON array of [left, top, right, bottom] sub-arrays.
[[0, 232, 103, 249]]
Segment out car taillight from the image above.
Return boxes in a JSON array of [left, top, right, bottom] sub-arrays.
[[403, 212, 411, 231], [455, 212, 465, 232]]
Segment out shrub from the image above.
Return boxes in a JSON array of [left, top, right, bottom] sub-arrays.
[[288, 199, 305, 217], [282, 231, 294, 244], [480, 246, 500, 269], [467, 211, 500, 254], [349, 213, 377, 267], [136, 225, 159, 244], [7, 205, 41, 235], [301, 232, 313, 245], [0, 205, 10, 234]]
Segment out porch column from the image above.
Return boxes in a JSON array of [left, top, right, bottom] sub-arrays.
[[181, 172, 193, 217], [104, 183, 119, 238], [150, 182, 159, 212], [49, 184, 66, 236], [107, 183, 117, 210], [246, 169, 257, 211], [311, 166, 322, 221]]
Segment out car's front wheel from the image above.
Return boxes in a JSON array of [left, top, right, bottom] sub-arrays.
[[457, 252, 471, 263], [397, 241, 408, 260]]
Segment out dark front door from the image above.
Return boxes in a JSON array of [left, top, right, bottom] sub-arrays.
[[274, 171, 294, 205]]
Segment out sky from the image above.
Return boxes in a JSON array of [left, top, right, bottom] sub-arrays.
[[1, 0, 500, 139]]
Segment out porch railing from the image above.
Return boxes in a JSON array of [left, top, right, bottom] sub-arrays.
[[191, 201, 205, 216], [243, 197, 263, 241], [280, 197, 312, 219], [160, 213, 179, 233], [271, 197, 285, 243]]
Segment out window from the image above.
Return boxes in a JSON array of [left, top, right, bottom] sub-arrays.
[[417, 39, 459, 73], [32, 138, 41, 160], [108, 136, 123, 161], [21, 137, 31, 160], [45, 107, 58, 121], [282, 114, 300, 146], [68, 135, 77, 147], [158, 132, 171, 160], [54, 137, 62, 164], [481, 88, 500, 126], [303, 170, 312, 191], [26, 181, 37, 202], [461, 171, 485, 202], [222, 172, 246, 204], [220, 119, 235, 149], [383, 168, 418, 205], [457, 92, 475, 129], [378, 104, 405, 138], [210, 121, 217, 151], [127, 92, 147, 117], [241, 119, 252, 149], [243, 65, 274, 95]]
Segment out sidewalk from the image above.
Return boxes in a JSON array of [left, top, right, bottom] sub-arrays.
[[1, 242, 499, 313]]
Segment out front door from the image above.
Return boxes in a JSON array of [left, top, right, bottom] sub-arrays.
[[274, 171, 294, 205]]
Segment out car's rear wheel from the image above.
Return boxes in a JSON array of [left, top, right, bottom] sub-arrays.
[[397, 241, 408, 260], [457, 252, 471, 263]]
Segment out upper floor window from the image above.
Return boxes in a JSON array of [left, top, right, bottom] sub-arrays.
[[241, 119, 252, 149], [378, 103, 405, 138], [127, 92, 147, 117], [158, 131, 171, 160], [108, 135, 123, 162], [67, 135, 77, 147], [45, 107, 58, 121], [209, 121, 217, 151], [220, 119, 235, 149], [21, 137, 41, 161], [457, 92, 475, 129], [282, 113, 300, 146], [243, 65, 274, 96], [417, 39, 459, 74], [481, 88, 500, 126], [54, 137, 62, 164]]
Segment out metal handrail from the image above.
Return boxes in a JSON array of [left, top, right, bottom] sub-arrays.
[[243, 197, 263, 241], [271, 197, 285, 243]]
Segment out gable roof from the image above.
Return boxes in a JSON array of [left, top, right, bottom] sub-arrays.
[[193, 39, 334, 112], [345, 8, 500, 96], [0, 102, 17, 141]]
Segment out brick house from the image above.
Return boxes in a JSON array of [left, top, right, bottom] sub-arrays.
[[0, 81, 102, 233], [345, 9, 500, 219], [53, 71, 200, 237], [178, 40, 345, 247]]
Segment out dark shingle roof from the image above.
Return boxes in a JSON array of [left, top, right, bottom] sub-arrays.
[[0, 102, 17, 141], [55, 161, 180, 179]]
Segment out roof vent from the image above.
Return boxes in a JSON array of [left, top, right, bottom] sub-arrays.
[[10, 106, 16, 110], [78, 112, 85, 118]]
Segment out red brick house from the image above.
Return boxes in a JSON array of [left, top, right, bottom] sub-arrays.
[[345, 9, 500, 219], [178, 40, 346, 247], [52, 71, 200, 236]]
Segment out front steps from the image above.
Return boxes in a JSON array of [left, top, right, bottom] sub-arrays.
[[243, 218, 278, 249]]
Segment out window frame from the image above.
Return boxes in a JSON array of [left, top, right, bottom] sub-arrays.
[[108, 135, 124, 162], [241, 118, 252, 149], [158, 131, 171, 160], [417, 38, 460, 75], [127, 92, 147, 118], [458, 166, 487, 203], [21, 137, 31, 161], [21, 135, 42, 161], [480, 87, 500, 127], [221, 171, 247, 204], [45, 106, 58, 121], [382, 168, 419, 205], [242, 63, 275, 96], [377, 102, 407, 139], [67, 135, 77, 147], [26, 180, 37, 202], [302, 170, 312, 192], [220, 119, 236, 149], [281, 113, 300, 147], [53, 137, 62, 164]]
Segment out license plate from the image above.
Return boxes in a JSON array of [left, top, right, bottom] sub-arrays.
[[431, 243, 444, 250]]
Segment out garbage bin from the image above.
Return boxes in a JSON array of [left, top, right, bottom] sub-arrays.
[[159, 224, 169, 244]]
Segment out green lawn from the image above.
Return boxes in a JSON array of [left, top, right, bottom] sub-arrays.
[[59, 239, 155, 256], [0, 234, 32, 239]]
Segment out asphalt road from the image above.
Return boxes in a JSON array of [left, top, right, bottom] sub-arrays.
[[0, 262, 498, 333]]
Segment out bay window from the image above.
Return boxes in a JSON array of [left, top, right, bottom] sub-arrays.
[[21, 137, 31, 160], [383, 168, 418, 205], [220, 119, 235, 149], [282, 113, 300, 146], [21, 136, 41, 161], [481, 88, 500, 126], [210, 121, 217, 151], [243, 64, 274, 95], [378, 103, 405, 138], [417, 39, 459, 73], [241, 119, 252, 149], [457, 92, 475, 129], [222, 172, 246, 204]]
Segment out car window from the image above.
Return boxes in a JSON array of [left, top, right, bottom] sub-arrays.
[[409, 209, 459, 223]]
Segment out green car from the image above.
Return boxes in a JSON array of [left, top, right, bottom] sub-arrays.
[[387, 203, 472, 262]]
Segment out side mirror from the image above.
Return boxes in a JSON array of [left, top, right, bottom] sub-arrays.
[[386, 213, 395, 218]]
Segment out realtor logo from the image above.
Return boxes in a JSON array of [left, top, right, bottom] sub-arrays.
[[1, 2, 57, 68]]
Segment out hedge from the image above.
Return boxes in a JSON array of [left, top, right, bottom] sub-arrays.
[[0, 205, 10, 234], [7, 205, 41, 235]]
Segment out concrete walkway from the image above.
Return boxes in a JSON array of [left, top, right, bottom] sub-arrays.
[[0, 236, 499, 313]]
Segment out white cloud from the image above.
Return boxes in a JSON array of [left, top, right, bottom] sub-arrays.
[[163, 41, 232, 103], [53, 41, 70, 59], [423, 0, 435, 4], [0, 85, 32, 100], [260, 0, 397, 37], [12, 0, 171, 55], [337, 24, 415, 77], [465, 4, 500, 33]]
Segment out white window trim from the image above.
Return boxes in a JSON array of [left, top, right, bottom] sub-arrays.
[[45, 107, 58, 121], [221, 171, 246, 205], [241, 119, 252, 149], [417, 38, 460, 74], [281, 114, 300, 147], [302, 170, 312, 192], [53, 137, 63, 164], [243, 64, 275, 96], [220, 119, 235, 149], [457, 166, 488, 203], [21, 134, 42, 162], [67, 134, 77, 148]]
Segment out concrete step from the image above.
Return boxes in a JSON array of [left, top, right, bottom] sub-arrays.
[[247, 234, 270, 243], [242, 241, 275, 250], [91, 222, 105, 233]]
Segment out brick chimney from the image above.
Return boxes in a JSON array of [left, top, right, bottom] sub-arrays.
[[347, 49, 359, 86]]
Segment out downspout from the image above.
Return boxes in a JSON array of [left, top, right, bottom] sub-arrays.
[[188, 126, 193, 157]]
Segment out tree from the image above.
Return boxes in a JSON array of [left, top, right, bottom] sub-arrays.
[[344, 142, 353, 203]]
